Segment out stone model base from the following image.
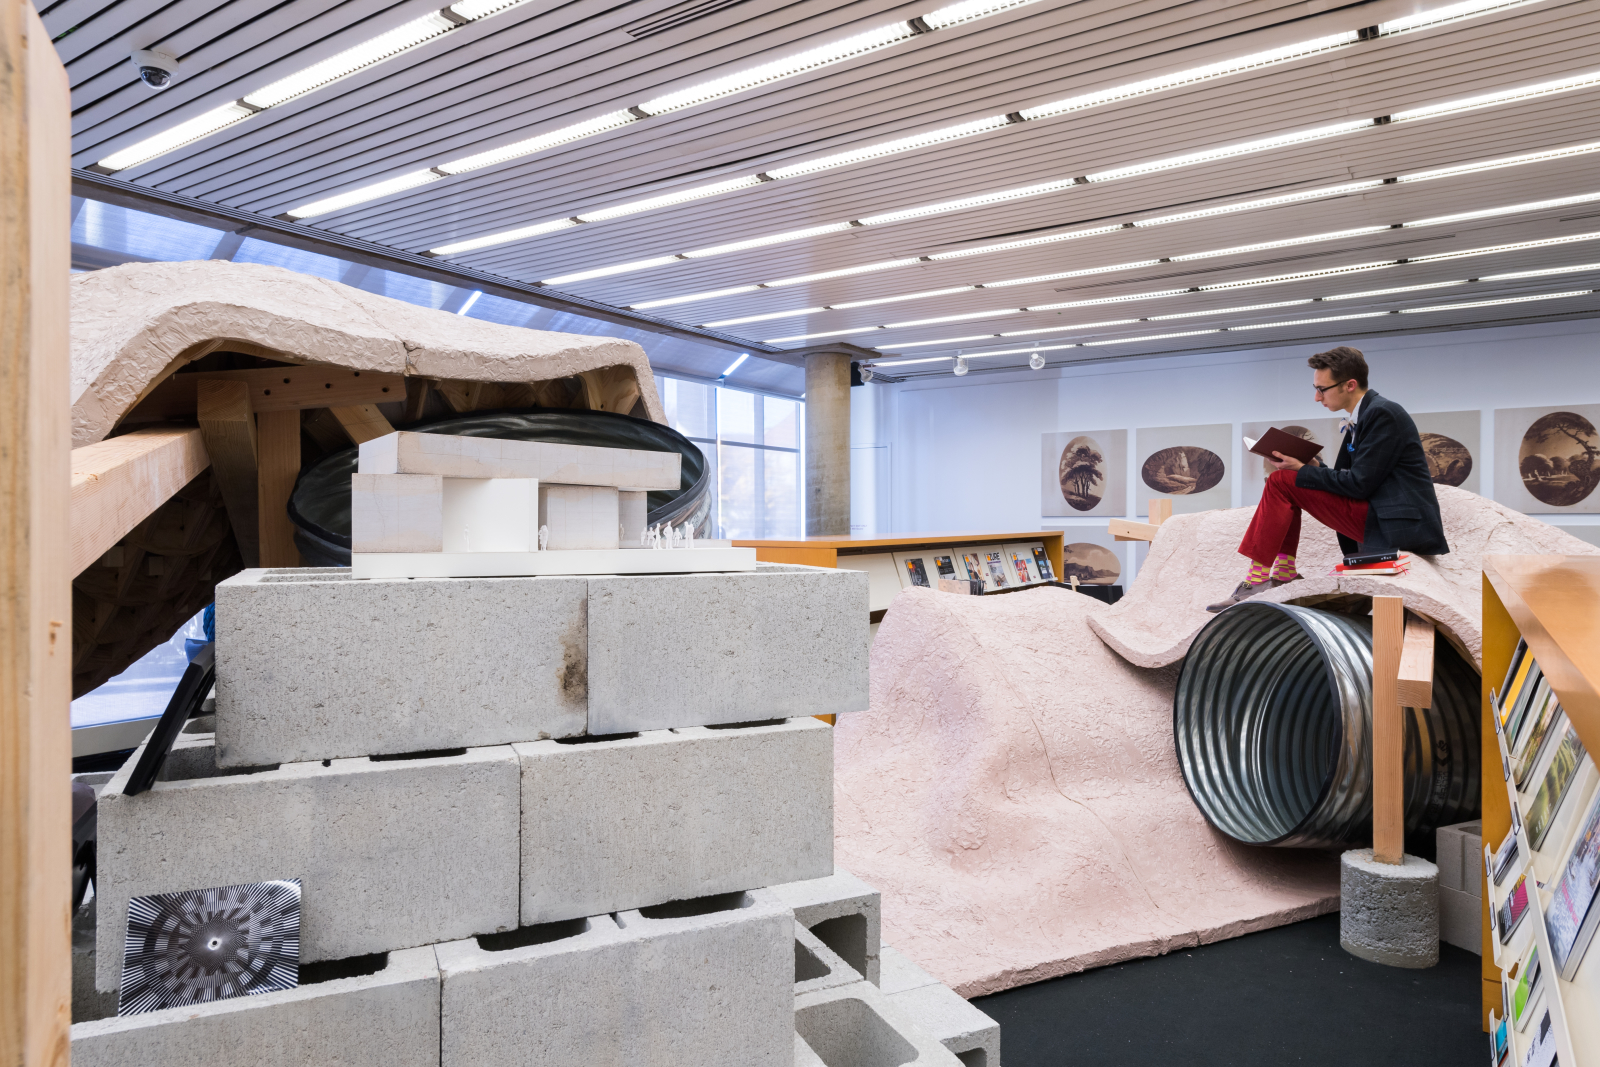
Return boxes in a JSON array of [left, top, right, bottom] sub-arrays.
[[1339, 849, 1441, 969], [351, 546, 756, 578]]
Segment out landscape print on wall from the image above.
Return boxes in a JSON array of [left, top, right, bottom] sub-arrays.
[[1042, 429, 1127, 517], [1495, 404, 1600, 514], [1412, 410, 1480, 494], [1061, 542, 1121, 585], [1134, 424, 1232, 514]]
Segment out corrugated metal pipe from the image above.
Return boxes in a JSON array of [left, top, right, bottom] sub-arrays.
[[1173, 601, 1479, 850]]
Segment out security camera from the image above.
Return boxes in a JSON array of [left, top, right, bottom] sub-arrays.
[[131, 49, 178, 90]]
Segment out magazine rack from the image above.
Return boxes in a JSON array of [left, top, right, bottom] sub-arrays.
[[1481, 555, 1600, 1064]]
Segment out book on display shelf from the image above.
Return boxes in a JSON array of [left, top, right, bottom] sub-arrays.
[[1519, 1010, 1557, 1067], [1526, 725, 1587, 851], [1490, 1013, 1510, 1065], [1493, 828, 1521, 887], [1510, 943, 1543, 1030], [1500, 637, 1529, 699], [1505, 669, 1548, 745], [903, 557, 930, 588], [1507, 679, 1551, 751], [1500, 873, 1531, 944], [1031, 546, 1055, 582], [960, 552, 986, 586], [984, 550, 1011, 589], [1546, 784, 1600, 980], [1513, 692, 1563, 790], [1009, 551, 1033, 586], [933, 554, 958, 581], [1500, 649, 1536, 728]]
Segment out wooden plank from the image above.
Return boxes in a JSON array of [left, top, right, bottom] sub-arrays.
[[1480, 574, 1519, 1031], [2, 6, 73, 1064], [579, 366, 643, 415], [1110, 517, 1160, 542], [256, 409, 301, 568], [1149, 498, 1173, 526], [1371, 595, 1406, 866], [403, 377, 433, 423], [125, 365, 404, 421], [329, 403, 395, 445], [1397, 612, 1435, 709], [197, 379, 260, 568], [69, 427, 209, 576], [433, 378, 484, 413], [748, 546, 838, 568]]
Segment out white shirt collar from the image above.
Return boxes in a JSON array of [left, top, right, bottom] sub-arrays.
[[1342, 392, 1369, 429]]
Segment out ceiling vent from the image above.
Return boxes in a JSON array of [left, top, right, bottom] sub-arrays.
[[625, 0, 751, 38]]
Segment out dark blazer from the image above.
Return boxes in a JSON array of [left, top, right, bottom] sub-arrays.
[[1293, 390, 1450, 556]]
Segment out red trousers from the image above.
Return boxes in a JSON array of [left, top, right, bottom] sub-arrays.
[[1239, 469, 1369, 567]]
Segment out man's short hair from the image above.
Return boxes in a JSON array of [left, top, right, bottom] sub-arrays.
[[1308, 346, 1368, 389]]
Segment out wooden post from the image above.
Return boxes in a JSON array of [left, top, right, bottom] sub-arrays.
[[329, 403, 395, 445], [1371, 595, 1406, 864], [1149, 498, 1173, 526], [2, 4, 73, 1062], [256, 410, 301, 567], [197, 379, 261, 567]]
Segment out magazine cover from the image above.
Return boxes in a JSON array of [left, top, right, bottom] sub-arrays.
[[1031, 546, 1055, 581], [1009, 551, 1032, 585], [1527, 725, 1586, 849], [933, 555, 958, 580], [1547, 787, 1600, 978], [904, 557, 930, 588], [961, 552, 987, 587], [984, 550, 1011, 588]]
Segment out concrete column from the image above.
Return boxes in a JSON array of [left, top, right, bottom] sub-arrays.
[[804, 351, 851, 536]]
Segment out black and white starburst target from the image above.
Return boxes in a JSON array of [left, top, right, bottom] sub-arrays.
[[119, 879, 301, 1015]]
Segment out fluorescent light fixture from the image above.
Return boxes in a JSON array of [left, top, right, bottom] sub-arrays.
[[703, 307, 826, 328], [1085, 119, 1374, 184], [885, 332, 1014, 349], [721, 353, 750, 376], [286, 168, 441, 220], [856, 179, 1079, 227], [1082, 330, 1220, 346], [1322, 280, 1469, 301], [1020, 32, 1359, 122], [921, 0, 1045, 29], [430, 217, 580, 256], [1029, 289, 1192, 311], [437, 110, 640, 175], [1228, 311, 1392, 329], [880, 308, 1022, 329], [628, 285, 761, 310], [872, 356, 956, 366], [98, 103, 257, 172], [456, 290, 482, 315], [449, 0, 532, 17], [1400, 290, 1595, 312], [541, 255, 682, 285], [831, 286, 976, 310], [1409, 232, 1600, 265], [243, 13, 456, 108], [1131, 181, 1385, 228], [1391, 68, 1600, 124], [1407, 191, 1600, 228], [681, 223, 855, 259], [766, 327, 877, 343], [1148, 300, 1313, 320], [1377, 0, 1546, 35], [985, 261, 1163, 287], [1170, 227, 1390, 261], [577, 176, 766, 222], [766, 116, 1012, 180], [1199, 260, 1394, 291], [636, 23, 918, 115], [1481, 261, 1600, 281], [957, 342, 1083, 358], [926, 225, 1126, 261], [766, 258, 925, 287], [1397, 140, 1600, 184]]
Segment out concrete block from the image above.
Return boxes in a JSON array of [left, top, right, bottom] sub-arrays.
[[879, 944, 939, 996], [72, 899, 118, 1024], [1339, 849, 1440, 969], [587, 564, 869, 732], [95, 740, 518, 991], [438, 888, 792, 1067], [619, 490, 647, 547], [359, 430, 679, 489], [887, 980, 1002, 1067], [72, 946, 440, 1067], [441, 478, 537, 552], [517, 718, 832, 923], [351, 473, 443, 552], [795, 979, 964, 1066], [539, 483, 619, 550], [1440, 885, 1482, 955], [796, 921, 864, 996], [1435, 819, 1483, 895], [214, 569, 587, 765], [771, 868, 881, 985]]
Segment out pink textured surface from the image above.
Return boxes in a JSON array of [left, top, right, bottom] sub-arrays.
[[836, 492, 1597, 996]]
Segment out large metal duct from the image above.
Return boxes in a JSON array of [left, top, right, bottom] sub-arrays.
[[1174, 601, 1479, 850]]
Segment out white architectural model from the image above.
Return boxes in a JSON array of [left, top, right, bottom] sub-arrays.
[[349, 431, 750, 579]]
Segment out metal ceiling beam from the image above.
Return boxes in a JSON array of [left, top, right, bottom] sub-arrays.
[[70, 168, 796, 364]]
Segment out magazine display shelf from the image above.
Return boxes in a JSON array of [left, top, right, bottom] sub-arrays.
[[1482, 555, 1600, 1059]]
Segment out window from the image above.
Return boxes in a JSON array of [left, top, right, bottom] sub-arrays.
[[661, 377, 804, 539]]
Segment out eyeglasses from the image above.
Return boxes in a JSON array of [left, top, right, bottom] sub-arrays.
[[1312, 380, 1349, 396]]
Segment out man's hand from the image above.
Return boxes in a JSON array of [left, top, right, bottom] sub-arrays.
[[1269, 451, 1305, 472]]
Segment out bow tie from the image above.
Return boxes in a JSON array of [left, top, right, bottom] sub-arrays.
[[1339, 417, 1355, 435]]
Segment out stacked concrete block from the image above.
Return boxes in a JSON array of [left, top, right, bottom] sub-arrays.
[[878, 947, 1002, 1067], [773, 868, 883, 985], [796, 980, 965, 1066], [73, 946, 440, 1067], [1436, 819, 1484, 954], [517, 718, 832, 923], [438, 890, 792, 1067], [93, 738, 519, 990]]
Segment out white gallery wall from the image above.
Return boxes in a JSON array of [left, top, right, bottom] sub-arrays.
[[849, 318, 1600, 583]]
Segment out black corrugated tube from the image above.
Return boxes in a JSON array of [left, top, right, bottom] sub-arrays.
[[1173, 601, 1479, 850]]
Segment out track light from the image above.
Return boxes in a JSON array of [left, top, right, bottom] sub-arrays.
[[1029, 349, 1046, 370], [953, 354, 969, 376], [859, 364, 876, 382]]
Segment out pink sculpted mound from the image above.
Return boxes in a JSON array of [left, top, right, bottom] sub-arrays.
[[835, 488, 1597, 997]]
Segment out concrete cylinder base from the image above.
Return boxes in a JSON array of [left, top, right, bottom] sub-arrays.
[[1339, 849, 1440, 969]]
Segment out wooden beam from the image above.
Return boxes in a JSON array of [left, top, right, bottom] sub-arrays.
[[579, 366, 642, 414], [403, 377, 433, 423], [1149, 499, 1173, 526], [256, 410, 301, 567], [1371, 595, 1406, 865], [125, 364, 404, 422], [197, 379, 260, 568], [433, 378, 483, 413], [1110, 517, 1160, 542], [330, 404, 395, 444], [2, 5, 73, 1062], [1398, 612, 1436, 709], [70, 427, 209, 576]]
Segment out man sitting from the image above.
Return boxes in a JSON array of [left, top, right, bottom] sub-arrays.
[[1207, 346, 1449, 612]]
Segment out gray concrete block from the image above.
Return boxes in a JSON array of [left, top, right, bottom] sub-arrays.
[[586, 564, 869, 733], [771, 868, 881, 985], [214, 569, 587, 765], [95, 739, 519, 991], [517, 718, 832, 924], [887, 980, 1002, 1067], [1436, 820, 1483, 895], [1440, 885, 1483, 955], [795, 979, 964, 1066], [72, 898, 118, 1024], [438, 889, 793, 1067], [879, 944, 940, 996], [796, 921, 864, 996], [71, 946, 440, 1067], [1339, 849, 1440, 969]]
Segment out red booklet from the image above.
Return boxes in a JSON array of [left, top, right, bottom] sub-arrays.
[[1243, 427, 1324, 465]]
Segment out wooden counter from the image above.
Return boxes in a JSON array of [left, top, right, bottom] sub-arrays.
[[732, 531, 1065, 581]]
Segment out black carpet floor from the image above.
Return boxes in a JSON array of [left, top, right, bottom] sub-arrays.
[[970, 914, 1483, 1067]]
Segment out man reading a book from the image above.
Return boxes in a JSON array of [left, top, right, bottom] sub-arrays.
[[1207, 346, 1449, 612]]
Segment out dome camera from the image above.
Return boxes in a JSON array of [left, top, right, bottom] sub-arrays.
[[131, 49, 178, 90]]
